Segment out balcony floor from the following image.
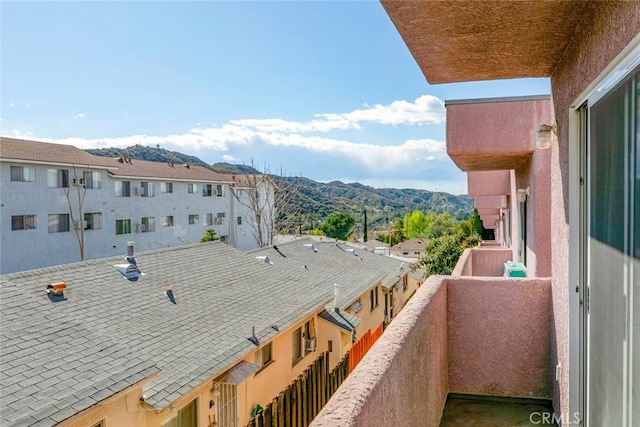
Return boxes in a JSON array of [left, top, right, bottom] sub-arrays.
[[440, 395, 556, 427]]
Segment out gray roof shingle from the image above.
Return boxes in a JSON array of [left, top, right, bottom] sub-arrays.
[[1, 239, 407, 426]]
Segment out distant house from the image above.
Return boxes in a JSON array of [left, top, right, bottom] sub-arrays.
[[0, 137, 276, 273], [0, 238, 418, 427], [390, 238, 428, 258]]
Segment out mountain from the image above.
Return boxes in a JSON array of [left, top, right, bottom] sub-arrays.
[[87, 146, 473, 231]]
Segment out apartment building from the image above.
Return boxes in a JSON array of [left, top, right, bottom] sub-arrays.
[[313, 2, 639, 426], [0, 237, 417, 427], [0, 137, 274, 273]]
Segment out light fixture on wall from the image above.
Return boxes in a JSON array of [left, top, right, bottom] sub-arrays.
[[536, 121, 557, 149], [517, 187, 530, 203]]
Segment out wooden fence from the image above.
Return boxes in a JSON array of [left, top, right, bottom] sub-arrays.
[[347, 324, 383, 373], [247, 351, 349, 427]]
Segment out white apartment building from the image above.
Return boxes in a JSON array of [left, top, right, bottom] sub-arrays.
[[0, 137, 275, 273]]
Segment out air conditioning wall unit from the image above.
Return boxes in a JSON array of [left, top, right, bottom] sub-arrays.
[[305, 337, 316, 352], [71, 178, 85, 186], [134, 223, 145, 233], [73, 220, 87, 230], [133, 187, 141, 196]]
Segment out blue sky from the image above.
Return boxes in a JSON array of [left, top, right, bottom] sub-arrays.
[[1, 1, 550, 194]]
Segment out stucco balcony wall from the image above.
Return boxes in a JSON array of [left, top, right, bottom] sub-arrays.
[[312, 275, 552, 427], [467, 170, 511, 197], [445, 96, 553, 171], [452, 247, 513, 277]]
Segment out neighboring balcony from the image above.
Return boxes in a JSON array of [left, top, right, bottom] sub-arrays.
[[312, 253, 553, 426], [445, 96, 552, 172]]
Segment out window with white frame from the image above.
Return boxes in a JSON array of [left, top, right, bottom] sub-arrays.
[[216, 184, 226, 197], [188, 214, 199, 225], [142, 217, 155, 232], [216, 212, 226, 224], [12, 215, 37, 230], [10, 166, 35, 182], [187, 183, 198, 194], [83, 171, 102, 189], [115, 181, 131, 197], [161, 182, 173, 193], [141, 182, 155, 197], [47, 169, 69, 188], [162, 216, 174, 227], [202, 184, 212, 197], [160, 398, 198, 427], [48, 214, 70, 233], [292, 326, 302, 365], [84, 212, 102, 230], [115, 219, 131, 235], [255, 342, 273, 369]]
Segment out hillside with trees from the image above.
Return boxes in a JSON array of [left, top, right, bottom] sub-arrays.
[[86, 145, 474, 233]]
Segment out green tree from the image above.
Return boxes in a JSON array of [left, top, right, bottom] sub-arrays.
[[413, 233, 481, 277], [427, 212, 456, 239], [469, 209, 483, 236], [200, 228, 220, 243], [309, 228, 325, 236], [402, 210, 429, 239], [320, 212, 355, 240], [389, 218, 405, 246]]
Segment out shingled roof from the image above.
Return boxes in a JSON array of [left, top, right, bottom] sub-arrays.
[[0, 137, 114, 169], [0, 242, 330, 426]]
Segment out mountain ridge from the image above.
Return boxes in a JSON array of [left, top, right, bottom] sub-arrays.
[[86, 145, 473, 230]]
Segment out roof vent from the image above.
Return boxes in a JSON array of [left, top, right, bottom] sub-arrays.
[[114, 242, 144, 281], [256, 256, 273, 265], [346, 248, 358, 256], [248, 326, 260, 346], [271, 325, 279, 332], [46, 282, 67, 302], [165, 285, 177, 304], [303, 243, 317, 253]]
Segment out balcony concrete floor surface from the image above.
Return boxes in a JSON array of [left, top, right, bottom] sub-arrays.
[[440, 395, 556, 427]]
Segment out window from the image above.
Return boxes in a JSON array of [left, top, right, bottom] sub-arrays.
[[188, 214, 199, 225], [141, 182, 155, 197], [84, 212, 102, 230], [255, 342, 273, 370], [303, 319, 316, 356], [370, 286, 379, 311], [204, 213, 213, 226], [47, 169, 69, 188], [414, 251, 421, 255], [116, 219, 131, 235], [10, 166, 35, 182], [12, 215, 37, 230], [162, 216, 174, 227], [202, 184, 212, 197], [216, 212, 226, 225], [216, 184, 226, 197], [187, 183, 198, 194], [161, 398, 198, 427], [83, 171, 102, 189], [115, 181, 131, 197], [236, 216, 242, 225], [90, 421, 104, 427], [402, 251, 409, 256], [142, 217, 155, 232], [48, 214, 70, 233], [161, 182, 173, 193], [292, 327, 302, 364], [402, 275, 408, 292]]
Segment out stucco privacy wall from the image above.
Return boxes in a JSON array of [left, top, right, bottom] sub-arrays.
[[447, 277, 552, 398], [549, 1, 640, 418], [310, 276, 449, 427]]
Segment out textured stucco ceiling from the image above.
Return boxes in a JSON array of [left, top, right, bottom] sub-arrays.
[[381, 0, 590, 84]]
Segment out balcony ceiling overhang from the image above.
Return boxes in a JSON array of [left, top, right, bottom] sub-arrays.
[[381, 0, 590, 84]]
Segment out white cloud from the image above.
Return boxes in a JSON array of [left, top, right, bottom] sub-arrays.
[[25, 104, 30, 109], [8, 103, 16, 108], [222, 154, 240, 162], [73, 113, 86, 119], [230, 95, 444, 133]]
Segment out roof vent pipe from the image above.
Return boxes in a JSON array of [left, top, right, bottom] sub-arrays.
[[333, 283, 341, 312]]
